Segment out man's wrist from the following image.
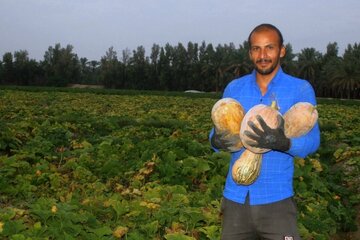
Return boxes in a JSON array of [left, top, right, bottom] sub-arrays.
[[277, 138, 291, 152]]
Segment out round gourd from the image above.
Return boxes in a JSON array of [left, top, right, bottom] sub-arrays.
[[211, 98, 245, 151], [240, 103, 281, 153], [284, 102, 318, 137], [232, 149, 262, 185], [211, 98, 245, 134]]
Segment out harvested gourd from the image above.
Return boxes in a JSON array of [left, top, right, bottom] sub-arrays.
[[232, 149, 262, 185], [211, 98, 245, 151], [284, 102, 318, 137], [240, 101, 281, 153]]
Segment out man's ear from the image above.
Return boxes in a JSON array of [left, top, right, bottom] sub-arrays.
[[280, 46, 286, 58], [248, 50, 253, 61]]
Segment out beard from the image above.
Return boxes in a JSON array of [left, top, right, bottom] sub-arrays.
[[254, 58, 280, 75]]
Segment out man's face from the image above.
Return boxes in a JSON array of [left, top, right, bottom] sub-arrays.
[[249, 29, 285, 75]]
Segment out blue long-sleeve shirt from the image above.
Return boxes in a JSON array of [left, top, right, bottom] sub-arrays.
[[210, 68, 320, 205]]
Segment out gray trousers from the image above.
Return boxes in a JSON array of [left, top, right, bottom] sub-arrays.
[[220, 195, 301, 240]]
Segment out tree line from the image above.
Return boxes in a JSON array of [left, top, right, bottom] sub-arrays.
[[0, 41, 359, 99]]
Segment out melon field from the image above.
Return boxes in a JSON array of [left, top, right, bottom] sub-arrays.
[[0, 88, 359, 240]]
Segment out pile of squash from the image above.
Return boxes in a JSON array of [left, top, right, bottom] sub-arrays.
[[211, 98, 318, 185]]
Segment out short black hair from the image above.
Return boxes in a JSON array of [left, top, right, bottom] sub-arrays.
[[248, 23, 284, 47]]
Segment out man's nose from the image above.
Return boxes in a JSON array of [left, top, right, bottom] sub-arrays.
[[259, 48, 268, 58]]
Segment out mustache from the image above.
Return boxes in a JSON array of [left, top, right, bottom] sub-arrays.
[[256, 59, 272, 64]]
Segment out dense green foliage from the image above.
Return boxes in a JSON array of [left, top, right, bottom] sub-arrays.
[[1, 41, 359, 98], [0, 89, 359, 239]]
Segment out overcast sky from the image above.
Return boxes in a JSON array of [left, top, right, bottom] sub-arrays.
[[1, 0, 359, 61]]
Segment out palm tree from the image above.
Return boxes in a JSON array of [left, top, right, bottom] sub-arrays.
[[297, 48, 323, 90], [319, 42, 340, 97], [281, 43, 297, 76], [324, 44, 360, 99]]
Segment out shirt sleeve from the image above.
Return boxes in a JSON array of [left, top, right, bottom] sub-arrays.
[[287, 81, 320, 158], [222, 81, 234, 98]]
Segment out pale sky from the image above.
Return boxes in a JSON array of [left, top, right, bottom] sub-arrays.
[[1, 0, 359, 61]]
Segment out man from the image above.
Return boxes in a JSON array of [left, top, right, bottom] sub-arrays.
[[210, 23, 320, 240]]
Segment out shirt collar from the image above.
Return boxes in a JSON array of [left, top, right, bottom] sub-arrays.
[[250, 67, 284, 86], [271, 67, 283, 85]]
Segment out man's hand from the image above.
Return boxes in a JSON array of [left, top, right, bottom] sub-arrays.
[[211, 128, 242, 152], [243, 115, 290, 152]]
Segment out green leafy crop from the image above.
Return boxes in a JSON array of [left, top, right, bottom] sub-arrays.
[[0, 89, 358, 239]]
